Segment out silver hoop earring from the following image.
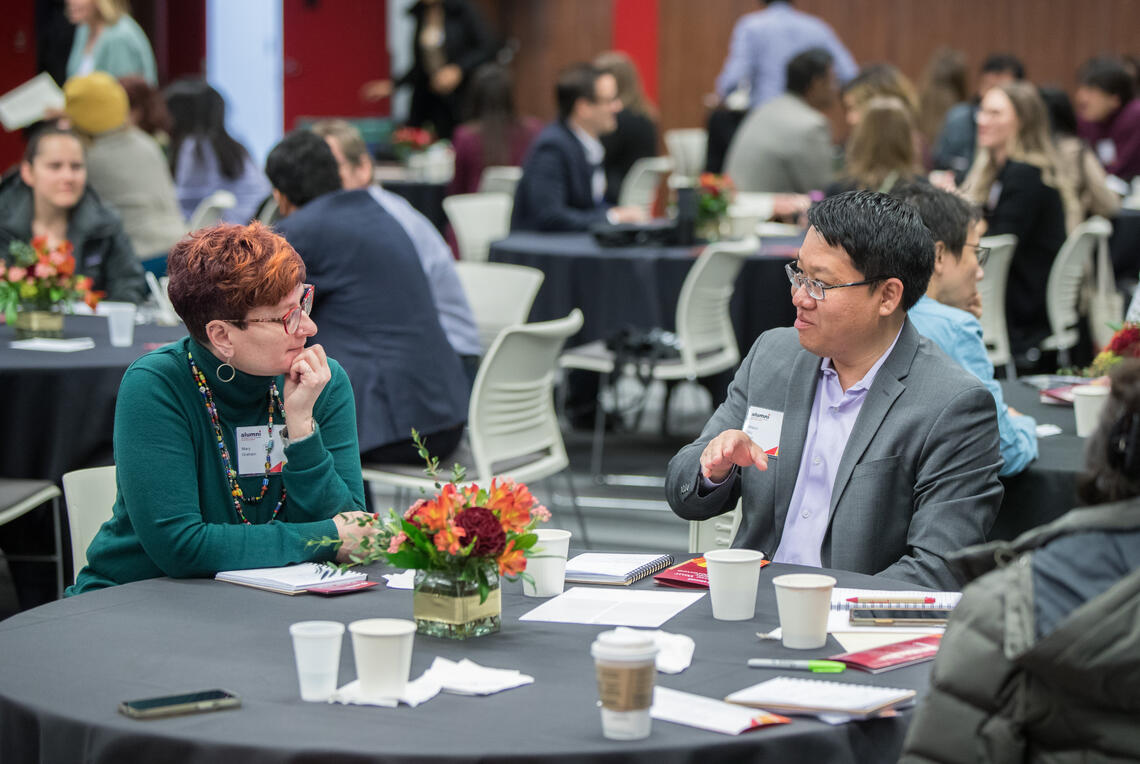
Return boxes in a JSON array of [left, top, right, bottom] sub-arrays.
[[216, 362, 236, 383]]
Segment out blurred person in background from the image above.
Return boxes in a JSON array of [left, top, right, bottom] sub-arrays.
[[0, 124, 145, 303], [933, 53, 1025, 182], [118, 75, 172, 147], [447, 64, 541, 196], [594, 51, 659, 205], [1075, 56, 1140, 185], [960, 81, 1076, 362], [63, 72, 186, 263], [1039, 85, 1121, 227], [827, 96, 924, 196], [165, 79, 271, 226], [840, 63, 919, 127], [360, 0, 497, 140], [65, 0, 156, 85], [916, 48, 969, 168]]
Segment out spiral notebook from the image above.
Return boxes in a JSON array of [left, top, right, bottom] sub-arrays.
[[725, 676, 916, 720], [563, 553, 674, 586]]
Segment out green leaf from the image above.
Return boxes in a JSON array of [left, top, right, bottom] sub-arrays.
[[386, 549, 432, 569], [514, 532, 539, 551]]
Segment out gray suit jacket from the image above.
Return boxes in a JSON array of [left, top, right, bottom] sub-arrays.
[[723, 93, 834, 193], [665, 322, 1003, 589]]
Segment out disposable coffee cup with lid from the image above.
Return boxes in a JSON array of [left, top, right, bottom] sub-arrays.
[[590, 628, 658, 741]]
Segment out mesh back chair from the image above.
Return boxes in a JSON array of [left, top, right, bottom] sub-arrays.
[[1041, 217, 1113, 367], [454, 261, 545, 351], [477, 166, 523, 196], [617, 156, 673, 212], [560, 237, 758, 479], [688, 502, 741, 554], [187, 190, 238, 230], [361, 310, 590, 545], [664, 128, 708, 184], [0, 480, 63, 598], [443, 193, 513, 262], [61, 466, 117, 582], [977, 234, 1018, 381]]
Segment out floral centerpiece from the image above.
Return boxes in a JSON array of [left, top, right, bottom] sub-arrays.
[[695, 172, 735, 240], [1, 236, 101, 338], [1086, 322, 1140, 377], [390, 126, 435, 160], [330, 432, 550, 639]]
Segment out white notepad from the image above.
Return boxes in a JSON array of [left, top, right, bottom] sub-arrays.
[[828, 587, 962, 634], [725, 676, 916, 719], [215, 563, 365, 595], [563, 553, 674, 585]]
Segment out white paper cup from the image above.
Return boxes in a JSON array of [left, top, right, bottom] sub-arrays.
[[772, 573, 836, 649], [523, 529, 572, 597], [348, 618, 416, 699], [100, 301, 137, 347], [704, 548, 767, 620], [1072, 385, 1110, 437], [289, 620, 345, 702], [590, 629, 658, 741]]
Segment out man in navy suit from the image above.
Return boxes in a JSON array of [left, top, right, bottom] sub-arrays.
[[511, 62, 646, 232], [265, 131, 469, 467]]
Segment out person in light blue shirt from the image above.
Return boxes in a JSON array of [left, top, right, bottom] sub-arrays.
[[894, 183, 1038, 476], [715, 0, 857, 109]]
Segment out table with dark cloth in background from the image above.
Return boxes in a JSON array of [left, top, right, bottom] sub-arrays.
[[0, 560, 932, 764], [0, 316, 186, 607], [991, 380, 1084, 541], [488, 232, 804, 354], [383, 179, 448, 235]]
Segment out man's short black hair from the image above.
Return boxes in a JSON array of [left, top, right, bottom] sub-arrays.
[[786, 48, 833, 97], [890, 182, 981, 260], [265, 129, 342, 208], [981, 53, 1025, 80], [1079, 56, 1135, 105], [556, 63, 603, 122], [807, 190, 934, 311]]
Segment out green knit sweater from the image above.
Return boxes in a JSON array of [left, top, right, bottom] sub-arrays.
[[67, 337, 365, 595]]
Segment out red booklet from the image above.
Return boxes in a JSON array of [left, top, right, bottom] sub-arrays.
[[653, 556, 769, 588], [829, 634, 943, 674], [1040, 385, 1076, 405]]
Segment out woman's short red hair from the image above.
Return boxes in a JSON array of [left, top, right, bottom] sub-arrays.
[[167, 222, 306, 344]]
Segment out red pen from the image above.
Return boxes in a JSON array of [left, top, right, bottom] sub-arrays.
[[846, 596, 936, 604]]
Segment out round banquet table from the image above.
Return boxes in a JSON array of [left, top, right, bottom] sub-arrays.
[[0, 561, 932, 764], [0, 315, 187, 607], [991, 380, 1083, 541], [488, 232, 805, 354]]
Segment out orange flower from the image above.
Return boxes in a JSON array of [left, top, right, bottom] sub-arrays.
[[497, 538, 526, 576], [83, 289, 105, 310], [486, 478, 537, 533], [432, 522, 466, 555], [30, 235, 49, 254], [56, 253, 76, 277], [407, 482, 463, 532]]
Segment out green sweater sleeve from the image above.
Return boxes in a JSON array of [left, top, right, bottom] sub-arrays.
[[112, 358, 355, 579]]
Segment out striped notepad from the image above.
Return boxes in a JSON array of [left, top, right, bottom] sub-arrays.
[[563, 553, 674, 586]]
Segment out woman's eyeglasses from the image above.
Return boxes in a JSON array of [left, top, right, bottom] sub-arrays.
[[227, 284, 314, 333]]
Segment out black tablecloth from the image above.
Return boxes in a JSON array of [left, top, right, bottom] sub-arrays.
[[489, 232, 803, 354], [0, 561, 930, 764], [1109, 208, 1140, 281], [0, 316, 186, 607], [991, 381, 1083, 541], [384, 180, 448, 235]]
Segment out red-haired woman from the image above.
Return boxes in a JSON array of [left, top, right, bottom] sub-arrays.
[[67, 223, 376, 594]]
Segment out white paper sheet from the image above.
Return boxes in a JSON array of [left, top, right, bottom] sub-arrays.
[[0, 73, 64, 131], [651, 687, 788, 735], [518, 587, 705, 627], [8, 337, 95, 352]]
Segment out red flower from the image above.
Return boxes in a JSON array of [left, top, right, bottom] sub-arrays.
[[1107, 326, 1139, 354], [455, 506, 506, 557]]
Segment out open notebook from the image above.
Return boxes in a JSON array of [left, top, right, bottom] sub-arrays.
[[725, 676, 916, 720], [215, 563, 366, 595], [563, 553, 674, 586]]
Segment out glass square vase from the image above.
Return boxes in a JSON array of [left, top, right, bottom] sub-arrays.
[[14, 308, 64, 339], [412, 567, 501, 639]]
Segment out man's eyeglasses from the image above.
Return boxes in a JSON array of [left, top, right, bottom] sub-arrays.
[[228, 284, 314, 334], [785, 262, 890, 301], [965, 242, 990, 268]]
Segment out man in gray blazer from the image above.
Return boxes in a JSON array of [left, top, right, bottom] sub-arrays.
[[666, 191, 1003, 589], [724, 47, 837, 193]]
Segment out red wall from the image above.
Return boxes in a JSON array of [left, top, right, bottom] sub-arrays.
[[613, 0, 659, 104], [0, 3, 39, 172]]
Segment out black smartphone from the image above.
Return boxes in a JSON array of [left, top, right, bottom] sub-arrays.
[[118, 689, 241, 719], [849, 608, 952, 626]]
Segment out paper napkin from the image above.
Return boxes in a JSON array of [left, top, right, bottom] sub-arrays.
[[382, 570, 416, 589], [424, 657, 534, 695], [329, 674, 441, 708], [613, 627, 695, 674]]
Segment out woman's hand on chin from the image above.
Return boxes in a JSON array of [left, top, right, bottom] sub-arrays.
[[283, 344, 331, 438]]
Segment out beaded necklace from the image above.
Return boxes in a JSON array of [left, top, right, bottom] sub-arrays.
[[187, 351, 286, 524]]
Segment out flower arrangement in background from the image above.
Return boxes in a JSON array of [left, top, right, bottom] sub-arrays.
[[1, 236, 101, 324], [1087, 322, 1140, 377], [695, 172, 735, 237], [391, 125, 435, 158]]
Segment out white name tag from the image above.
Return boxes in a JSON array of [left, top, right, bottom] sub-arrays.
[[742, 406, 783, 457], [236, 426, 287, 476], [1096, 138, 1117, 165]]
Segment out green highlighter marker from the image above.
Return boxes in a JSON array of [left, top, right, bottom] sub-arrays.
[[747, 658, 846, 673]]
